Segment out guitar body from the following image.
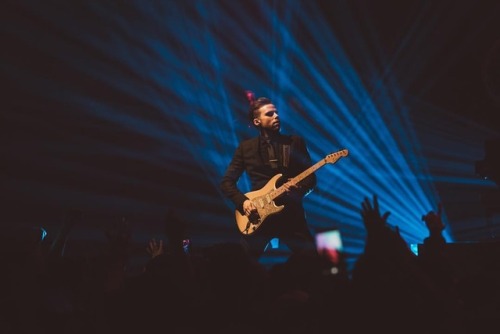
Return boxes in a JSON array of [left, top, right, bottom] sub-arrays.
[[235, 174, 284, 235], [234, 149, 349, 236]]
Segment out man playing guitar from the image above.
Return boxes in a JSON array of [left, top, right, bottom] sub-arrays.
[[220, 91, 318, 261]]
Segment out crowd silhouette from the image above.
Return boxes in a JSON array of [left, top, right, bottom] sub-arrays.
[[1, 195, 500, 334]]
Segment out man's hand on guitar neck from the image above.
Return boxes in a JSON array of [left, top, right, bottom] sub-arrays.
[[283, 178, 300, 192]]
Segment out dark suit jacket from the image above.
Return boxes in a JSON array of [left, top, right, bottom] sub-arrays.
[[220, 134, 316, 217]]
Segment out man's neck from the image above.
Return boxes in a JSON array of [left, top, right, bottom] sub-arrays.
[[260, 129, 280, 139]]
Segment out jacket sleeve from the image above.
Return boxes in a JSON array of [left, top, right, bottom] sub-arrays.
[[220, 144, 249, 212]]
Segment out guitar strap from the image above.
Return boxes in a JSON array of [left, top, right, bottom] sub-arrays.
[[282, 144, 290, 168]]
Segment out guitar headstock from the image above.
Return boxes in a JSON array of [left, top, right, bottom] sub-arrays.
[[324, 149, 349, 164]]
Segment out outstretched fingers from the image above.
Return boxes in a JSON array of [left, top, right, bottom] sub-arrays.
[[361, 194, 391, 226]]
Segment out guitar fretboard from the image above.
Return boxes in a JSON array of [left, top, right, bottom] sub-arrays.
[[270, 151, 346, 200]]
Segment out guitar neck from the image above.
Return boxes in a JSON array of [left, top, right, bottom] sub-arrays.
[[271, 158, 327, 200]]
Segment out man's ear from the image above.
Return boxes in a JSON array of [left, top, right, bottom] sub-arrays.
[[253, 118, 261, 126]]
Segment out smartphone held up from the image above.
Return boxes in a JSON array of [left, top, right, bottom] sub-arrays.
[[315, 229, 343, 269]]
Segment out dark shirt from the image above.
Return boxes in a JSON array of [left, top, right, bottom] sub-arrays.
[[220, 133, 316, 213]]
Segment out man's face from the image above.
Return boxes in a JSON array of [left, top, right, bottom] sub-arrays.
[[254, 104, 280, 132]]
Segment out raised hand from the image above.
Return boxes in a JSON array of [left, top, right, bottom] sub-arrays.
[[146, 238, 164, 259], [361, 194, 391, 231], [422, 203, 445, 234]]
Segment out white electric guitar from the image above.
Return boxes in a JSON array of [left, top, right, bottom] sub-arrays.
[[235, 149, 349, 235]]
